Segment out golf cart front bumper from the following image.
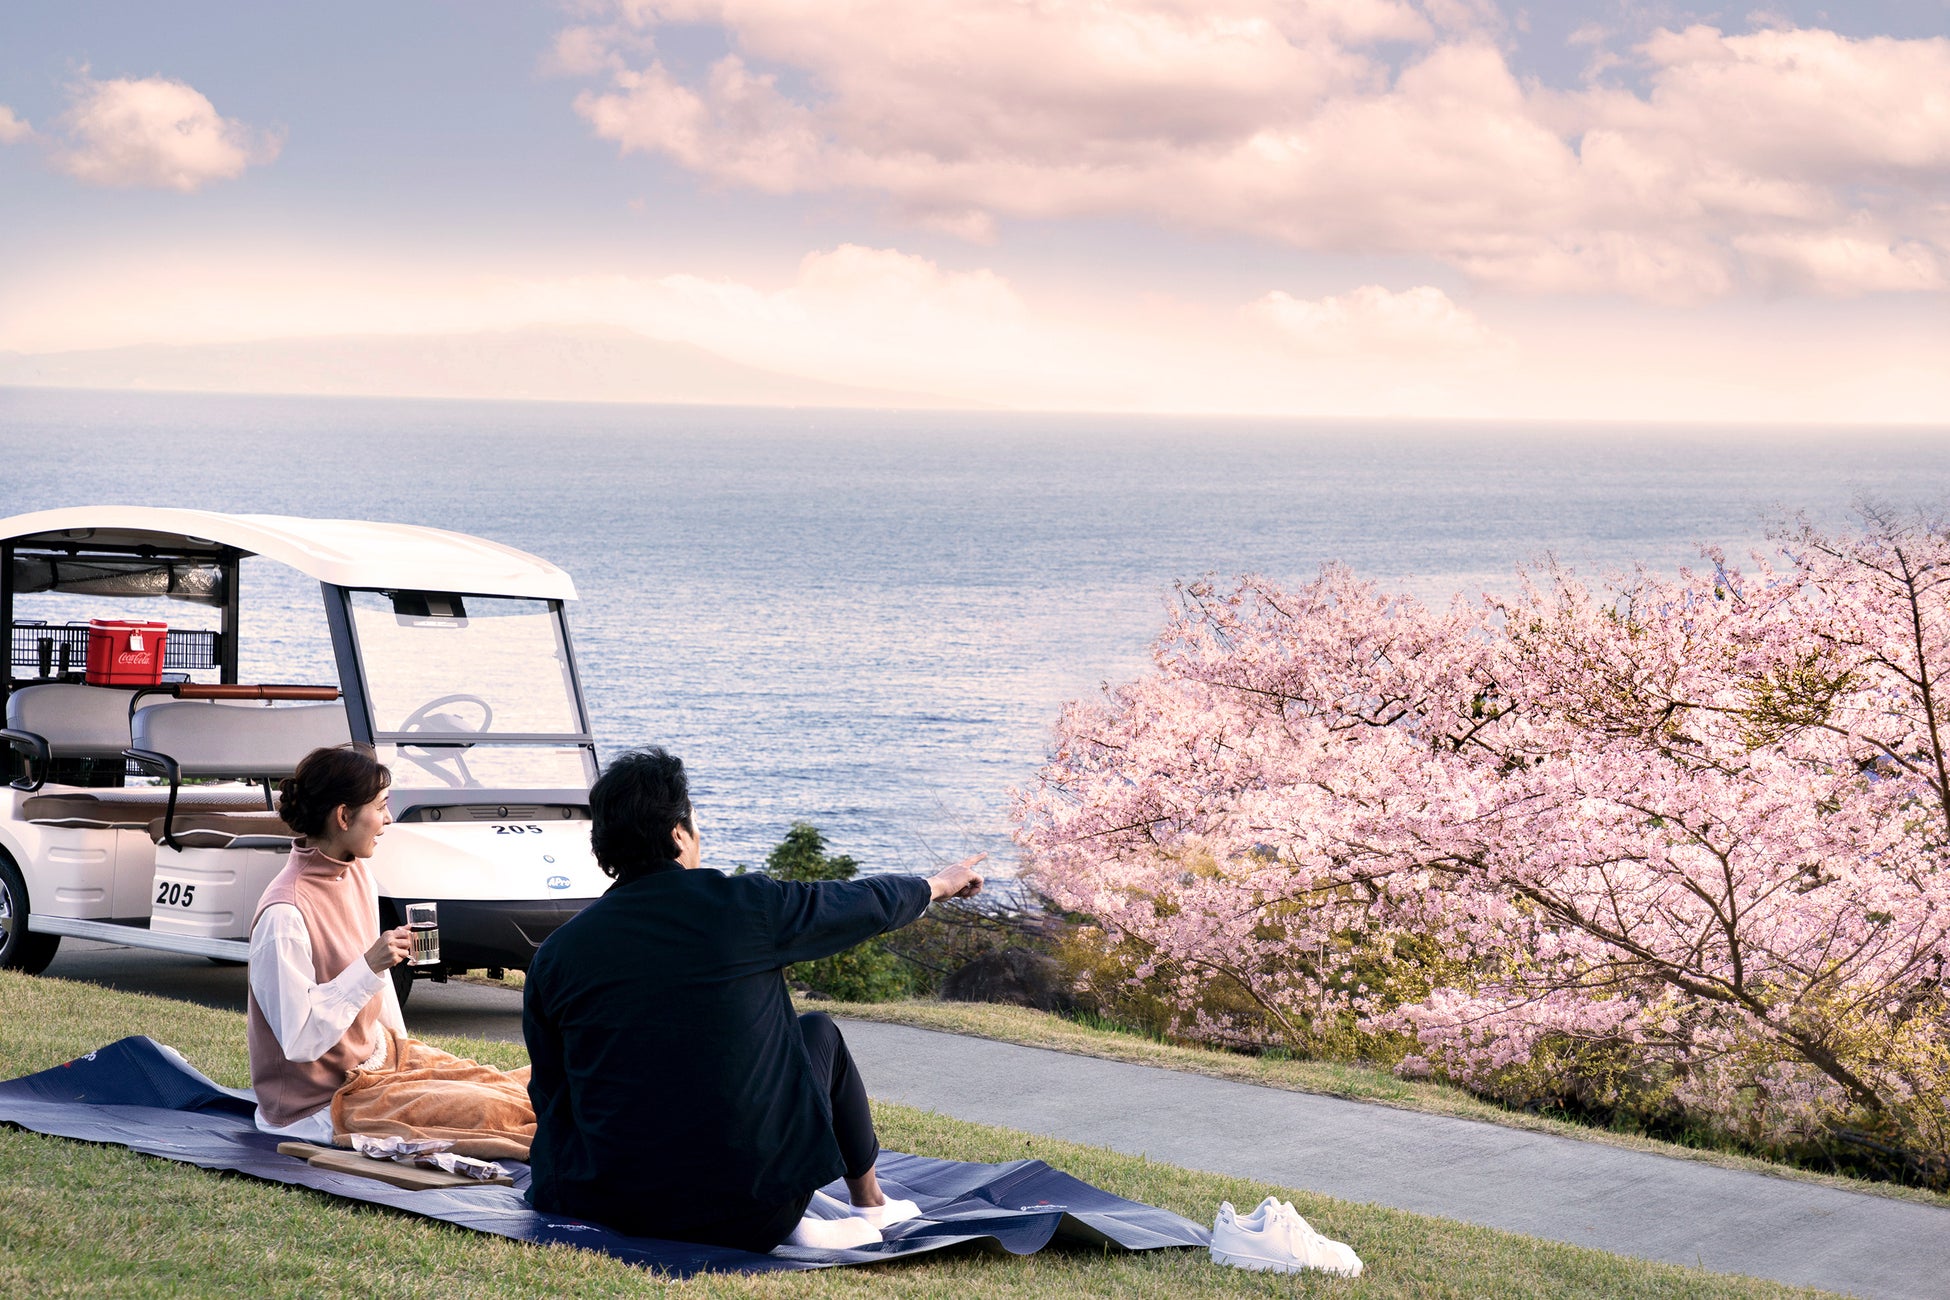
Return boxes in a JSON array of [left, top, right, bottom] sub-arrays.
[[381, 896, 596, 972]]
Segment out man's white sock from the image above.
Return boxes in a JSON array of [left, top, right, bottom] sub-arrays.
[[850, 1197, 921, 1229], [784, 1214, 883, 1250]]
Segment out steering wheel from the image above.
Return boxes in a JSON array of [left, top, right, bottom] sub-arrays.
[[397, 693, 495, 787], [400, 693, 495, 734]]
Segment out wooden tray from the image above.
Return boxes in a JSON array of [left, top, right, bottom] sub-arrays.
[[276, 1141, 513, 1190]]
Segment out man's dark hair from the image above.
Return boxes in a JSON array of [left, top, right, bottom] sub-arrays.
[[589, 747, 693, 881]]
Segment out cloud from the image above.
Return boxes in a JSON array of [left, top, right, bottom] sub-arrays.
[[1250, 284, 1503, 355], [542, 24, 639, 78], [559, 4, 1950, 300], [51, 76, 280, 191], [1607, 27, 1950, 182], [0, 105, 32, 145], [1732, 227, 1946, 296], [505, 245, 1045, 398], [1564, 21, 1625, 81], [568, 0, 1413, 197]]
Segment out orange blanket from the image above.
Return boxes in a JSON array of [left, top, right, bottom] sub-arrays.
[[330, 1031, 534, 1159]]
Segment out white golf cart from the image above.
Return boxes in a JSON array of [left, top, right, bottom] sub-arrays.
[[0, 507, 608, 1003]]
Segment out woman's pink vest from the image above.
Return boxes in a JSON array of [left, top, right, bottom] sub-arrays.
[[245, 844, 386, 1128]]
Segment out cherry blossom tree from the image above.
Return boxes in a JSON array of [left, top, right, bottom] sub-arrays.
[[1017, 510, 1950, 1167]]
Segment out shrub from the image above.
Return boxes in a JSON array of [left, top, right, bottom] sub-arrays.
[[764, 823, 914, 1003]]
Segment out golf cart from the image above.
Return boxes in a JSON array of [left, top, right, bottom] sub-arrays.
[[0, 506, 607, 1002]]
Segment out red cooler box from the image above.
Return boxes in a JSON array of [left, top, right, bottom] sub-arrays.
[[85, 620, 168, 686]]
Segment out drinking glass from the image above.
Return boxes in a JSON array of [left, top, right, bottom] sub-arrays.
[[405, 901, 440, 966]]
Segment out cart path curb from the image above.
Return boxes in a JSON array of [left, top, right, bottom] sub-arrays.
[[838, 1017, 1949, 1300]]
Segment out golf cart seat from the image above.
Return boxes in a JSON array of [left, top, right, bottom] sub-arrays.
[[146, 810, 295, 850], [2, 683, 166, 792], [21, 785, 275, 830], [126, 700, 350, 850]]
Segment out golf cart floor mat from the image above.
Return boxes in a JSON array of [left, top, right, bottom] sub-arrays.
[[0, 1037, 1209, 1277]]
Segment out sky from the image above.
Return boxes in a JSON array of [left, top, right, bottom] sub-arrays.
[[1, 0, 1946, 420]]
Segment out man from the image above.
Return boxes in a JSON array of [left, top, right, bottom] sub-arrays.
[[522, 747, 984, 1252]]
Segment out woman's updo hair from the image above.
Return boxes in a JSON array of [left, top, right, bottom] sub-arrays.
[[278, 745, 392, 837]]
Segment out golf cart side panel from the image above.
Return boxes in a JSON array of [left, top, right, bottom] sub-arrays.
[[0, 798, 152, 921]]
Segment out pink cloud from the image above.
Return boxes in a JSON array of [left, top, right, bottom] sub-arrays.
[[561, 4, 1950, 300], [543, 26, 630, 79], [51, 76, 280, 191], [0, 104, 32, 145], [1629, 26, 1950, 180], [1250, 284, 1503, 355]]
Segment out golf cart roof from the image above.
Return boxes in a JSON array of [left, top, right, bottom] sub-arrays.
[[0, 507, 577, 600]]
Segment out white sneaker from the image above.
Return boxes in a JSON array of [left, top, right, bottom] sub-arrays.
[[784, 1195, 883, 1249], [1211, 1197, 1363, 1277], [850, 1197, 921, 1229]]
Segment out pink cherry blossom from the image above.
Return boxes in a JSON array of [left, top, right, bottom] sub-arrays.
[[1017, 510, 1950, 1163]]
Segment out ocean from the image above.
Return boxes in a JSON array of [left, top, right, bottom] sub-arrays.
[[3, 387, 1945, 875]]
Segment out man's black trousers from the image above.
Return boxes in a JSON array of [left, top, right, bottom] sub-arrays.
[[700, 1010, 880, 1253]]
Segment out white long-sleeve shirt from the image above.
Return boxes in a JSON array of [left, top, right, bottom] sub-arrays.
[[247, 902, 406, 1141]]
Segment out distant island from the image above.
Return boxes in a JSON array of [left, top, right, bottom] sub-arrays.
[[0, 325, 956, 409]]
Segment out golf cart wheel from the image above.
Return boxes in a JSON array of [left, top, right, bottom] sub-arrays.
[[391, 962, 414, 1009], [0, 854, 61, 974]]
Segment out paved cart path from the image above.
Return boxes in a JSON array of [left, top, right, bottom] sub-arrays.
[[840, 1019, 1948, 1300], [44, 942, 1950, 1298]]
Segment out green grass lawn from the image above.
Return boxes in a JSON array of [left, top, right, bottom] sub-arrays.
[[0, 971, 1837, 1299], [814, 996, 1950, 1210]]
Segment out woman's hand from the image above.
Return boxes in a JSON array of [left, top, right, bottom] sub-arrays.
[[927, 854, 987, 902], [365, 926, 413, 973]]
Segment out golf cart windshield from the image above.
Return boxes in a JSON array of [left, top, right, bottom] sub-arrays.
[[345, 590, 594, 791]]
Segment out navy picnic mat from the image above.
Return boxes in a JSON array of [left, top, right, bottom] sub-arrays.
[[0, 1036, 1208, 1277]]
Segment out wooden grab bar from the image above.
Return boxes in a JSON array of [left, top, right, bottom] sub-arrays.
[[176, 684, 342, 702]]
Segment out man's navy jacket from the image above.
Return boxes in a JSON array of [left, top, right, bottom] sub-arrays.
[[522, 862, 931, 1240]]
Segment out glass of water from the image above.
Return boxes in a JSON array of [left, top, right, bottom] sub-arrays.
[[404, 901, 440, 966]]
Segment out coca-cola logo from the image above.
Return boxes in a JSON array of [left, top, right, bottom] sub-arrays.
[[115, 650, 152, 665]]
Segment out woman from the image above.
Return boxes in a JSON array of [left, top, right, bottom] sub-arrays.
[[247, 745, 532, 1156], [246, 744, 410, 1141]]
